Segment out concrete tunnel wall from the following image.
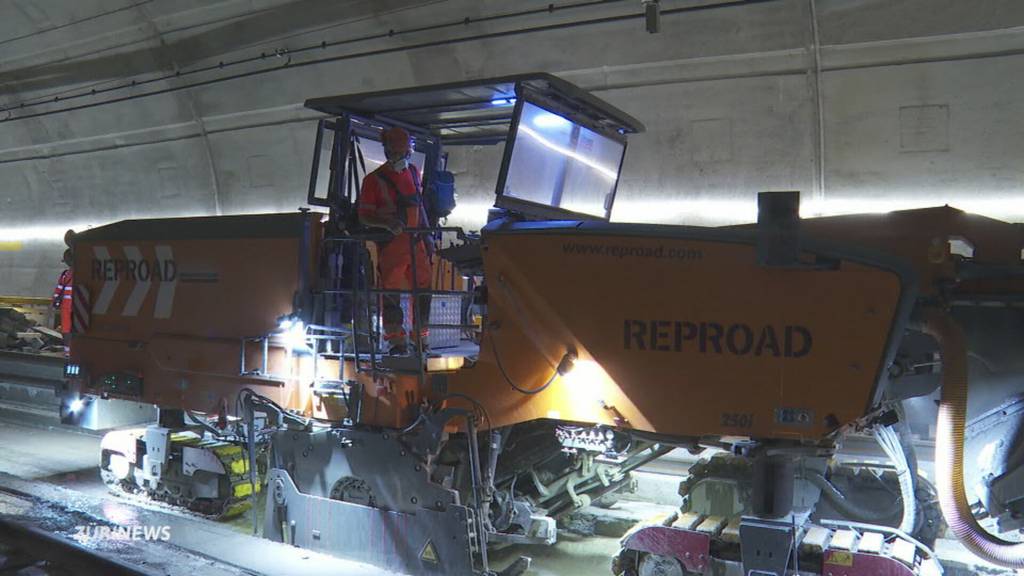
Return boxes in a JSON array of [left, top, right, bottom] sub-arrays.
[[1, 0, 1023, 296]]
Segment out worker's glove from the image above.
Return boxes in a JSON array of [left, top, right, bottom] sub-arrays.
[[387, 220, 404, 235]]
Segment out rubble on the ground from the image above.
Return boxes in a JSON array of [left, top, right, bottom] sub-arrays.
[[0, 307, 63, 353]]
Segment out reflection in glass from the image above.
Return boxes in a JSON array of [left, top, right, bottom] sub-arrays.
[[503, 101, 624, 218]]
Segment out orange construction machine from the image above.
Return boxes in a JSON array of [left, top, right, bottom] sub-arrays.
[[65, 75, 1024, 576]]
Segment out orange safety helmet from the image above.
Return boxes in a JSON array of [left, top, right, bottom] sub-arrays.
[[381, 127, 412, 155]]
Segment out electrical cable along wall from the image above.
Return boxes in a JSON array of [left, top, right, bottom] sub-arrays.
[[0, 0, 781, 123]]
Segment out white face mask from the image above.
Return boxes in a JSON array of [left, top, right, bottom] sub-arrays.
[[387, 148, 411, 172]]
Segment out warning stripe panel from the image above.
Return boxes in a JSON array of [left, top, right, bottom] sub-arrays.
[[72, 285, 91, 334]]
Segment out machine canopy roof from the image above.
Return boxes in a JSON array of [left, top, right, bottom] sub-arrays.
[[304, 73, 645, 145]]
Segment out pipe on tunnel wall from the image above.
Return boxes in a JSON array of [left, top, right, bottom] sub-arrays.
[[924, 309, 1024, 568]]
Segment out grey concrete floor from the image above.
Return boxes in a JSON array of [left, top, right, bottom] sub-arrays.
[[0, 413, 102, 480]]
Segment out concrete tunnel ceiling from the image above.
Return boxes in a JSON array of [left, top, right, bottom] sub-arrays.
[[1, 0, 1024, 295]]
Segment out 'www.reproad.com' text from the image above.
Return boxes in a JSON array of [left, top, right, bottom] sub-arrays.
[[563, 242, 703, 261]]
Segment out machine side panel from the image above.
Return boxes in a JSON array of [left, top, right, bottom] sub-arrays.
[[447, 229, 904, 441], [70, 214, 319, 414], [75, 236, 300, 339]]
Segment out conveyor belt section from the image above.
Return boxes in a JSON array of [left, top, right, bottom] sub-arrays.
[[615, 512, 941, 576]]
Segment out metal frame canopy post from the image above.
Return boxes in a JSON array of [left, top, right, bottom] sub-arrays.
[[306, 113, 440, 212]]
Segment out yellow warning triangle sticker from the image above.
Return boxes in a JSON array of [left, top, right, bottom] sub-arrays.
[[420, 540, 439, 564]]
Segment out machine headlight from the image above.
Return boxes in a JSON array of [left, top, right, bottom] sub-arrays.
[[556, 351, 577, 376], [282, 320, 308, 353]]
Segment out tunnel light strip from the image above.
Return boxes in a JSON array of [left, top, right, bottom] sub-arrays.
[[517, 125, 619, 181], [0, 223, 95, 243], [0, 207, 331, 243], [802, 198, 1024, 220], [613, 197, 1024, 226], [3, 198, 1023, 243], [450, 197, 1024, 229]]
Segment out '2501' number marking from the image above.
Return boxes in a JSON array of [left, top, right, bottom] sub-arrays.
[[721, 413, 753, 429]]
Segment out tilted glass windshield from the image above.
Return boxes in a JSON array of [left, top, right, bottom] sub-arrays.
[[500, 100, 625, 219]]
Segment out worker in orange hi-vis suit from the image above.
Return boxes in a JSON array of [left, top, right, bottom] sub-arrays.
[[357, 127, 433, 355], [52, 248, 74, 350]]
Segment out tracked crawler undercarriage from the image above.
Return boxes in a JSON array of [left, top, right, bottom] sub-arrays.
[[99, 427, 260, 519]]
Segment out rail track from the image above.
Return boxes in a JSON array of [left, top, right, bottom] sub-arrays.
[[0, 483, 255, 576], [0, 487, 154, 576]]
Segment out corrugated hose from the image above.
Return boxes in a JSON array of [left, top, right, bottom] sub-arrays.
[[924, 310, 1024, 568]]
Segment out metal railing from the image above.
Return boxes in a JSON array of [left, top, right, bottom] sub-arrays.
[[319, 227, 476, 381], [235, 227, 476, 395]]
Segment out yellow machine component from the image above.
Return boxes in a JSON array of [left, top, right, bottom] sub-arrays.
[[182, 437, 261, 517], [100, 429, 261, 520]]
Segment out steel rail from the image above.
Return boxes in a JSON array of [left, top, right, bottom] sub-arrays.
[[0, 509, 156, 576]]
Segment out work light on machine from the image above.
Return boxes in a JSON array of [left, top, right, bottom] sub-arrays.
[[556, 350, 577, 376], [276, 315, 309, 353]]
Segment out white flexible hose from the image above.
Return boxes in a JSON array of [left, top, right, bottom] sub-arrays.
[[874, 424, 917, 534]]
